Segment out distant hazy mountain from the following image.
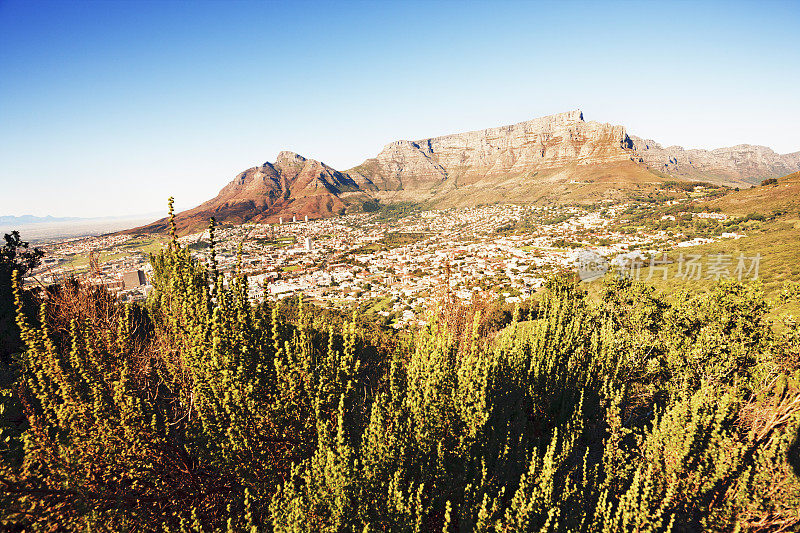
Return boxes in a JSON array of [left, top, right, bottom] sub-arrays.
[[0, 215, 81, 225], [130, 110, 800, 235], [1, 211, 178, 227], [1, 212, 176, 243]]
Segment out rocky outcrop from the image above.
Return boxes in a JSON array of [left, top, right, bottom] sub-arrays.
[[131, 110, 800, 235], [135, 151, 369, 234], [629, 137, 800, 184], [349, 110, 636, 190], [351, 111, 800, 190]]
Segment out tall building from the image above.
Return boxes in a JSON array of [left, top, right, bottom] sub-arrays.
[[304, 237, 313, 251], [122, 270, 147, 289]]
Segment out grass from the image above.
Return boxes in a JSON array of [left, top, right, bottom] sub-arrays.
[[652, 232, 791, 293], [358, 297, 395, 314], [373, 202, 425, 221], [578, 170, 800, 311], [706, 171, 800, 217], [579, 169, 800, 318], [118, 235, 168, 255], [255, 236, 296, 248], [60, 236, 167, 270], [381, 232, 427, 247], [342, 232, 428, 257], [99, 251, 126, 263], [578, 218, 800, 320]]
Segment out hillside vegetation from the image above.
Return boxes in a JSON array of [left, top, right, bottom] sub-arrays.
[[1, 213, 800, 532], [706, 171, 800, 217], [590, 172, 800, 306]]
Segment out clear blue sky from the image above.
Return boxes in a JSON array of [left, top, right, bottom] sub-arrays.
[[1, 0, 798, 217]]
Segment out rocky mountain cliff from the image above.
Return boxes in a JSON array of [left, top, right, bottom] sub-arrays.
[[350, 110, 800, 191], [349, 110, 636, 191], [629, 137, 800, 184], [135, 151, 370, 234], [132, 110, 800, 234]]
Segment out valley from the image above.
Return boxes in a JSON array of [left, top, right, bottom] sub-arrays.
[[32, 171, 800, 326]]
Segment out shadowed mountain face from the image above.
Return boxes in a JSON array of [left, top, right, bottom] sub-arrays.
[[131, 111, 800, 235]]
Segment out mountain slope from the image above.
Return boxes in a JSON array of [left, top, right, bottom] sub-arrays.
[[704, 170, 800, 216], [630, 137, 800, 185], [130, 111, 800, 235], [348, 110, 639, 192], [135, 151, 370, 234]]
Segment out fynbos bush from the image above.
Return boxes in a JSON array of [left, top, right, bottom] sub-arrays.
[[1, 210, 799, 531]]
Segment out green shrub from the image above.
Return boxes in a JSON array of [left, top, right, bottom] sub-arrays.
[[1, 209, 799, 531]]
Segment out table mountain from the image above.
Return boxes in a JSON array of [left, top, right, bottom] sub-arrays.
[[349, 110, 799, 195], [349, 110, 634, 188], [130, 110, 800, 235], [347, 110, 660, 207]]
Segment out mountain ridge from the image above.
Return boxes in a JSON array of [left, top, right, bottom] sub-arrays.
[[629, 136, 800, 183], [131, 110, 800, 235], [135, 150, 372, 235], [347, 110, 636, 193], [0, 215, 81, 225]]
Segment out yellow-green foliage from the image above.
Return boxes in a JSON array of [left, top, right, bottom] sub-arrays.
[[1, 214, 800, 531]]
